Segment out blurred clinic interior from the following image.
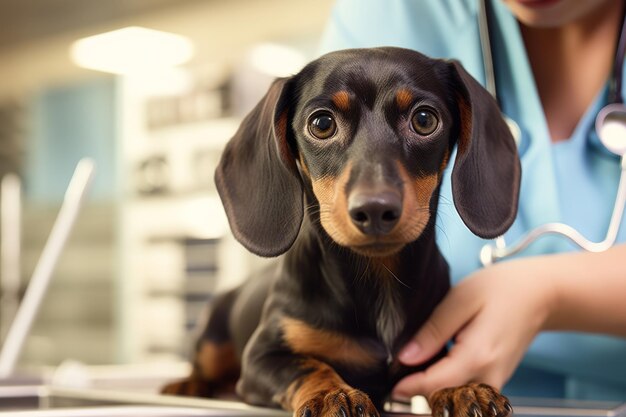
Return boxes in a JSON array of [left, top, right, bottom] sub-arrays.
[[0, 0, 333, 379]]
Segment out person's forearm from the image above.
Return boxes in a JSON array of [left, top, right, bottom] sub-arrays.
[[530, 243, 626, 336]]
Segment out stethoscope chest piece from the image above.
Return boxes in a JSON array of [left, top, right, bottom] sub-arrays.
[[596, 103, 626, 157]]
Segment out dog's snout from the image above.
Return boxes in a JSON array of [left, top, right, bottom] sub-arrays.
[[348, 191, 402, 235]]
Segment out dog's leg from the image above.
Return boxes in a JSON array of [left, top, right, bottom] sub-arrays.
[[162, 288, 241, 397], [284, 360, 380, 417], [161, 340, 239, 397], [238, 321, 380, 417], [429, 383, 512, 417]]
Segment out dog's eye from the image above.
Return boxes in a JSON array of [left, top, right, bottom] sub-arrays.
[[308, 113, 337, 139], [411, 109, 438, 135]]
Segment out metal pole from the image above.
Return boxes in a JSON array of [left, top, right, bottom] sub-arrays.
[[0, 159, 95, 378]]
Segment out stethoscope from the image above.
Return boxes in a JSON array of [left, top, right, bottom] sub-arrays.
[[478, 0, 626, 266]]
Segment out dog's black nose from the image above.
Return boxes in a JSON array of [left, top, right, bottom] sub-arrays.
[[348, 191, 402, 235]]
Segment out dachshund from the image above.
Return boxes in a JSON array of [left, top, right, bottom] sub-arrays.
[[163, 47, 521, 417]]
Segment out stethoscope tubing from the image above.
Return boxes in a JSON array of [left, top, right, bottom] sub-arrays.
[[478, 0, 626, 266], [481, 156, 626, 266]]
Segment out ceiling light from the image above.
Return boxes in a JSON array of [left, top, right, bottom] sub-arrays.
[[70, 26, 194, 75], [249, 43, 307, 77]]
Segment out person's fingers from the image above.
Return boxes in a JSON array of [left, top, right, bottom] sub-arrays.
[[398, 286, 480, 366], [393, 353, 473, 398]]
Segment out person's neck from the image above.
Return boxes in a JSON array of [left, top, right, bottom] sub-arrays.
[[520, 2, 624, 142]]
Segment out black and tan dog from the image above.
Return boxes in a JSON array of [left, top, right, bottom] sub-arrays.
[[163, 47, 521, 417]]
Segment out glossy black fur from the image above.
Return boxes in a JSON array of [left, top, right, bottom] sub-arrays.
[[227, 219, 452, 408], [184, 48, 520, 411]]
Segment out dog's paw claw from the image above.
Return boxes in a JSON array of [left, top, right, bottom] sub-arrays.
[[489, 401, 498, 416], [294, 388, 379, 417], [469, 404, 482, 417], [430, 383, 512, 417]]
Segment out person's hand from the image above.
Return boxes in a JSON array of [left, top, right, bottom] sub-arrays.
[[393, 258, 556, 399]]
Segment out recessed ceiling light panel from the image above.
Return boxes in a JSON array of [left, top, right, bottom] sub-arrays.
[[70, 26, 194, 75]]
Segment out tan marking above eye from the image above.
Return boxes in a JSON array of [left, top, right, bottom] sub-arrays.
[[281, 316, 380, 370], [331, 91, 351, 112], [395, 89, 413, 111]]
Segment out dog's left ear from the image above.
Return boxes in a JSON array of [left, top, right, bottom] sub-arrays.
[[215, 78, 303, 257], [447, 61, 521, 239]]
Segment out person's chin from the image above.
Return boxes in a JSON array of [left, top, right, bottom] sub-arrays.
[[503, 0, 610, 28]]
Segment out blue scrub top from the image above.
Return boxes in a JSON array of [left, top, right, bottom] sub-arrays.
[[319, 0, 626, 401]]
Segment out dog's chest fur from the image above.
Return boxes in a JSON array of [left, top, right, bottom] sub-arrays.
[[374, 282, 406, 358], [349, 261, 409, 359]]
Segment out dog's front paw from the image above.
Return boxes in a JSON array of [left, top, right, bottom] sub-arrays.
[[430, 383, 513, 417], [295, 388, 379, 417]]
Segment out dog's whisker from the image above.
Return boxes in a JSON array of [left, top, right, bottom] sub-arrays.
[[354, 257, 371, 287], [413, 207, 431, 215], [381, 263, 412, 289], [437, 196, 477, 213], [439, 194, 453, 204], [435, 222, 451, 246]]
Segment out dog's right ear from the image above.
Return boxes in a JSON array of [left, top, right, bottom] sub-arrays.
[[215, 78, 303, 257]]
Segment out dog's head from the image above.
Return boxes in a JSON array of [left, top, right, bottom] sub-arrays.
[[215, 47, 520, 257]]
